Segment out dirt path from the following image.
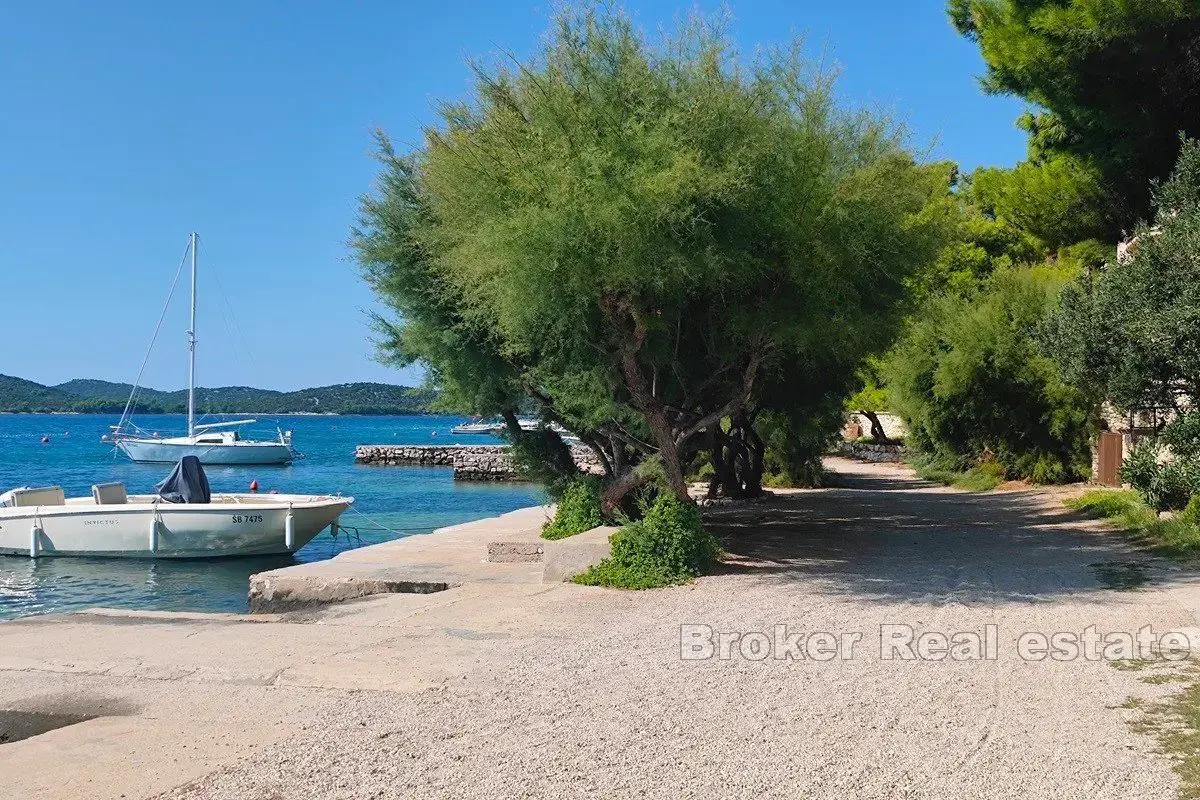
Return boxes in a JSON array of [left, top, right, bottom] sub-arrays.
[[5, 457, 1199, 799]]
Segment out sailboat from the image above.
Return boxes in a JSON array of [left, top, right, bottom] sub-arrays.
[[110, 233, 298, 466]]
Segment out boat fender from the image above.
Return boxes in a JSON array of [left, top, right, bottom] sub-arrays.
[[29, 523, 40, 558], [284, 506, 295, 550], [148, 517, 159, 553]]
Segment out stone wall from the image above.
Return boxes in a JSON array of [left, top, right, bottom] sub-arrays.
[[838, 441, 906, 463], [355, 443, 604, 481]]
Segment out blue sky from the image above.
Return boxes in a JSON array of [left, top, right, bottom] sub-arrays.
[[0, 1, 1028, 391]]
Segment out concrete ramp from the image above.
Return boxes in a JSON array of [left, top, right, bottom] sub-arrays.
[[249, 505, 553, 612]]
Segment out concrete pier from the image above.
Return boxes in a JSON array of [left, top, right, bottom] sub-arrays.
[[248, 506, 614, 612]]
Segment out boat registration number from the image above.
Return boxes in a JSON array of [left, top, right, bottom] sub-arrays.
[[231, 515, 264, 524]]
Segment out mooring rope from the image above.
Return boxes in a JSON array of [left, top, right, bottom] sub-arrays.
[[342, 505, 435, 537]]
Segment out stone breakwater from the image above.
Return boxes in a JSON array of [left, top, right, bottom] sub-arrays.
[[354, 444, 604, 481]]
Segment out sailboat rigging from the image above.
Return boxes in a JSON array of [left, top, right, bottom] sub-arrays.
[[110, 233, 298, 465]]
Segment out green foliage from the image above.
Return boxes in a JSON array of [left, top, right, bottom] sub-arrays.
[[1180, 495, 1200, 527], [1065, 489, 1144, 521], [507, 426, 581, 494], [887, 265, 1093, 483], [756, 404, 841, 488], [908, 452, 964, 486], [968, 155, 1111, 249], [1044, 139, 1200, 413], [1164, 412, 1200, 464], [762, 458, 827, 489], [573, 492, 720, 589], [845, 359, 889, 414], [542, 477, 605, 540], [908, 452, 1004, 491], [1065, 490, 1200, 556], [1119, 416, 1200, 513], [358, 5, 951, 502], [954, 461, 1007, 492], [951, 0, 1200, 231]]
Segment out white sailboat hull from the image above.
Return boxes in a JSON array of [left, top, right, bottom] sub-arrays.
[[118, 438, 294, 465], [0, 494, 351, 559]]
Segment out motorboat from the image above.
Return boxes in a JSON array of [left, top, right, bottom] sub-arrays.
[[109, 232, 300, 466], [450, 417, 578, 441], [450, 420, 502, 435], [0, 458, 351, 559]]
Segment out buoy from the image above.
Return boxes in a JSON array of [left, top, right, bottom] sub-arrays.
[[100, 434, 110, 442], [249, 479, 259, 492], [431, 431, 438, 437], [40, 436, 49, 444]]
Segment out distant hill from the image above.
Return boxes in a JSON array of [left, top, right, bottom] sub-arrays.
[[0, 375, 436, 415]]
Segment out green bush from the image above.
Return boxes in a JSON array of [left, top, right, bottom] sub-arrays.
[[907, 452, 1004, 491], [953, 461, 1006, 492], [542, 477, 605, 540], [1066, 490, 1144, 520], [573, 492, 720, 589], [1065, 490, 1200, 556], [886, 266, 1093, 483], [1180, 495, 1200, 527], [1119, 438, 1200, 513]]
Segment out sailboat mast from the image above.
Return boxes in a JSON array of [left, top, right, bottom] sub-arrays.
[[187, 232, 197, 438]]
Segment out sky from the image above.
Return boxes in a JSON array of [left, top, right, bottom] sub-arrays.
[[0, 1, 1029, 392]]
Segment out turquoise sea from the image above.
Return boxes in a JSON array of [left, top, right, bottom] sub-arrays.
[[0, 414, 545, 619]]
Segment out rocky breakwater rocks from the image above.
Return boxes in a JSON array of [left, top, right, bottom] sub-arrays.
[[355, 444, 605, 481]]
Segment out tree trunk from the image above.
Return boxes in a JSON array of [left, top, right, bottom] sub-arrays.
[[645, 406, 688, 501], [861, 410, 889, 443], [601, 463, 653, 517]]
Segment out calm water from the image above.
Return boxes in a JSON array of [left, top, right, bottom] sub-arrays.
[[0, 414, 545, 619]]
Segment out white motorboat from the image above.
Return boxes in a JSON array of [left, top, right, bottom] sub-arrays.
[[450, 417, 577, 441], [110, 232, 299, 466], [450, 420, 502, 435], [0, 471, 351, 559]]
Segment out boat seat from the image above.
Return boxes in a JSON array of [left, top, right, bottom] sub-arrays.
[[1, 486, 66, 508], [92, 482, 128, 505]]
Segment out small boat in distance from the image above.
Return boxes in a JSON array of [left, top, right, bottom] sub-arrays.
[[110, 233, 299, 465], [451, 419, 502, 435], [0, 458, 351, 559], [450, 417, 579, 442]]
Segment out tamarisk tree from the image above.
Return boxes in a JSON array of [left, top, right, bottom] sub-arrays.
[[356, 7, 946, 508]]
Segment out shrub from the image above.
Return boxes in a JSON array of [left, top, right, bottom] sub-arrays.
[[573, 492, 720, 589], [1066, 489, 1144, 520], [886, 266, 1094, 483], [1180, 495, 1200, 527], [542, 477, 605, 540], [953, 461, 1006, 492], [1119, 437, 1200, 513], [1065, 490, 1200, 556]]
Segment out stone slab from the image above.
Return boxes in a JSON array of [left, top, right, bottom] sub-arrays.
[[541, 525, 618, 583], [247, 505, 554, 612]]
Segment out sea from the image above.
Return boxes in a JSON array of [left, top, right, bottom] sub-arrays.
[[0, 414, 546, 620]]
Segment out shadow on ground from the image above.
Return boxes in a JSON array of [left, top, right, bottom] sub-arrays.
[[704, 458, 1186, 606]]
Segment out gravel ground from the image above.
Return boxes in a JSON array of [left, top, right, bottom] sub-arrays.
[[164, 458, 1194, 799]]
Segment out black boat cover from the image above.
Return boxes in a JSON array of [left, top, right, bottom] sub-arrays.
[[155, 455, 212, 504]]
